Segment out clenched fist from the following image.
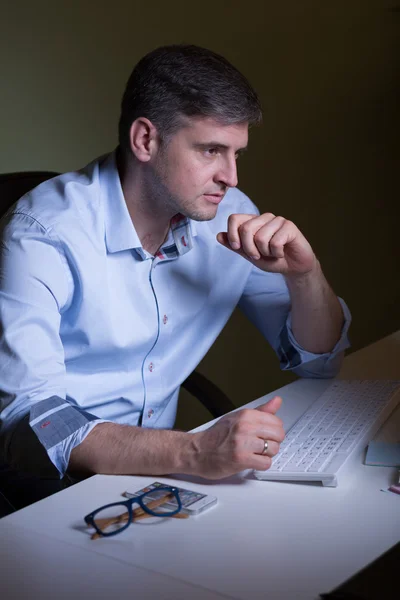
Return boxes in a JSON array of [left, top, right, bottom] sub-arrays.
[[189, 395, 285, 480], [217, 213, 317, 276]]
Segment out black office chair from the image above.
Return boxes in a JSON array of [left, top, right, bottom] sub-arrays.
[[0, 171, 235, 419]]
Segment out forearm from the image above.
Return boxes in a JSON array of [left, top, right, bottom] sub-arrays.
[[68, 422, 197, 478], [69, 397, 286, 481], [285, 260, 344, 354]]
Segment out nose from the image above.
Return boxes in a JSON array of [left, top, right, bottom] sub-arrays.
[[216, 156, 238, 189]]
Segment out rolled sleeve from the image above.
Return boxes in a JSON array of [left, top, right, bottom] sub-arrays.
[[239, 266, 351, 380], [0, 212, 102, 476], [29, 396, 108, 476], [5, 396, 107, 477], [48, 421, 104, 477], [280, 297, 352, 378]]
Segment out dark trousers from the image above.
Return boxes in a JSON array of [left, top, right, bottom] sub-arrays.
[[0, 416, 77, 517], [0, 463, 71, 517]]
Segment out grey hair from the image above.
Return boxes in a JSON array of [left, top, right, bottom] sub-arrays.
[[118, 44, 262, 152]]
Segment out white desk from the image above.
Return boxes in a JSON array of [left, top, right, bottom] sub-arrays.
[[1, 332, 400, 600]]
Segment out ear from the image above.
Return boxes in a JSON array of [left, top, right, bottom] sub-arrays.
[[128, 117, 159, 162]]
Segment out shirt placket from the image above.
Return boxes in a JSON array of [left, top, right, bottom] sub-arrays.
[[140, 217, 192, 425], [140, 258, 160, 424], [141, 256, 175, 425]]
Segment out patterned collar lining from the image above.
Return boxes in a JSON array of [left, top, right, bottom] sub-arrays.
[[135, 214, 194, 262]]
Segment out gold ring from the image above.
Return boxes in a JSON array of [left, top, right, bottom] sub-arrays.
[[262, 440, 269, 455]]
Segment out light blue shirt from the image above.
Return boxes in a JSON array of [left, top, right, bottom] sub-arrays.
[[0, 151, 351, 477]]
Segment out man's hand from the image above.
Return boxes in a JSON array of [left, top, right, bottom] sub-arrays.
[[217, 213, 317, 276], [189, 396, 285, 479]]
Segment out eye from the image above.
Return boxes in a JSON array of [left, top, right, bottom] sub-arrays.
[[204, 147, 220, 157]]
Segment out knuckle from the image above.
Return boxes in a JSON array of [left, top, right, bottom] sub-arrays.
[[253, 231, 266, 245], [238, 408, 253, 421], [228, 213, 245, 228], [270, 239, 283, 254], [239, 222, 253, 236], [254, 240, 270, 255], [227, 214, 238, 226], [236, 421, 252, 436]]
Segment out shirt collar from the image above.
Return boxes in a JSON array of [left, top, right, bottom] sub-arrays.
[[99, 151, 142, 253], [99, 150, 197, 255]]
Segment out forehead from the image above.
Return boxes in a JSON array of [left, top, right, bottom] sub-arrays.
[[177, 116, 249, 148]]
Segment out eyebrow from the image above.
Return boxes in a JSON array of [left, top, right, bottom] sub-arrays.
[[194, 142, 248, 155]]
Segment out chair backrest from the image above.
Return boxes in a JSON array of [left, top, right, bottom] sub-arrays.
[[0, 171, 59, 219]]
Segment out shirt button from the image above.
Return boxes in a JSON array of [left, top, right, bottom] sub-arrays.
[[163, 315, 168, 325], [148, 362, 154, 372], [147, 409, 154, 418]]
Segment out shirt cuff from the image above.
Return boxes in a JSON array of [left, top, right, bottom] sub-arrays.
[[29, 396, 109, 477], [279, 297, 352, 378], [48, 419, 109, 477]]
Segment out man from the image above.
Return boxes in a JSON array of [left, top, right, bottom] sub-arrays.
[[0, 45, 350, 507]]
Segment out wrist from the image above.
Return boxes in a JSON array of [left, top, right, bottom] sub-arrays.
[[173, 430, 202, 475], [285, 257, 321, 288]]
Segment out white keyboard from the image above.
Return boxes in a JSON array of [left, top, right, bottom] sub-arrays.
[[254, 379, 400, 487]]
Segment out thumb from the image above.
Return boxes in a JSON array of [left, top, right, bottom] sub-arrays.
[[256, 395, 283, 415], [216, 232, 231, 249]]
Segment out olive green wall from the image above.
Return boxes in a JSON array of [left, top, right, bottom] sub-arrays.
[[1, 1, 399, 429]]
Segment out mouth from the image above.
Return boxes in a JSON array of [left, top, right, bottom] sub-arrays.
[[203, 193, 225, 205]]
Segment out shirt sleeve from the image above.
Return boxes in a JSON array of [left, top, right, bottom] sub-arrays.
[[0, 212, 104, 477], [238, 266, 351, 379]]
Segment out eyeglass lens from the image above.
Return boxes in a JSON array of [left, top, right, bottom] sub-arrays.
[[139, 489, 179, 515], [93, 504, 130, 535]]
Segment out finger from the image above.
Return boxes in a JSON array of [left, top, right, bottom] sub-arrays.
[[268, 221, 297, 259], [232, 405, 283, 429], [255, 423, 285, 443], [226, 214, 255, 250], [255, 438, 280, 458], [256, 395, 283, 415], [216, 231, 230, 248], [216, 232, 265, 266], [237, 421, 284, 449], [247, 454, 273, 471], [232, 409, 284, 443], [253, 216, 286, 258], [236, 214, 276, 260], [226, 213, 276, 256]]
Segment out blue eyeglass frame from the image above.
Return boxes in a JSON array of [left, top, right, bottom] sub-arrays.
[[84, 485, 182, 537]]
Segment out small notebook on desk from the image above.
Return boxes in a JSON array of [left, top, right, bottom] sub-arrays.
[[254, 379, 400, 487], [365, 441, 400, 467]]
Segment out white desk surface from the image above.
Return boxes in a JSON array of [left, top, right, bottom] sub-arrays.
[[1, 332, 400, 600]]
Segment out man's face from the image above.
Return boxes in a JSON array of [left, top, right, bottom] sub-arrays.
[[148, 117, 249, 221]]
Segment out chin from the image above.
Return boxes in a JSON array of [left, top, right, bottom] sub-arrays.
[[184, 199, 219, 222], [187, 208, 218, 222]]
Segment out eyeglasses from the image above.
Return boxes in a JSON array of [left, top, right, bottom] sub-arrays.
[[84, 486, 184, 539]]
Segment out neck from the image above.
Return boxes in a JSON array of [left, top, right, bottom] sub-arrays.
[[117, 149, 173, 255]]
